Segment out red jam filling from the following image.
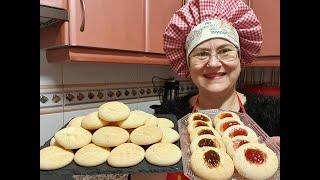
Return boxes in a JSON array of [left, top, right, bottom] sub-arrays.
[[204, 150, 220, 168], [245, 148, 266, 164], [221, 121, 240, 131], [198, 138, 215, 147], [219, 113, 233, 119], [194, 115, 210, 122], [195, 121, 209, 128], [229, 128, 248, 138], [233, 140, 249, 149], [198, 130, 214, 136]]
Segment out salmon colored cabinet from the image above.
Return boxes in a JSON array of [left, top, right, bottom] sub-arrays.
[[250, 0, 280, 56], [145, 0, 182, 54], [241, 0, 280, 67], [68, 0, 145, 52]]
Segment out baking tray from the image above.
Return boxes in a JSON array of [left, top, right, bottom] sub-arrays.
[[178, 109, 280, 180], [40, 114, 183, 176]]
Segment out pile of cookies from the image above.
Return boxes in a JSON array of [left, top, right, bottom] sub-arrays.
[[40, 101, 182, 171], [187, 111, 279, 180]]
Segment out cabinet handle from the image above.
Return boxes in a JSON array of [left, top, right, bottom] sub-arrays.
[[248, 0, 251, 8], [80, 0, 86, 32], [182, 0, 185, 6]]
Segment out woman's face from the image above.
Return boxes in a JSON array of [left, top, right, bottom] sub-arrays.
[[188, 38, 241, 94]]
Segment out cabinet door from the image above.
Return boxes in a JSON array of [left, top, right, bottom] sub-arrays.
[[68, 0, 145, 52], [251, 0, 280, 56], [145, 0, 182, 54], [40, 0, 67, 9]]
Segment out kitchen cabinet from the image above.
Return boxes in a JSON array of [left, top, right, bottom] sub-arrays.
[[68, 0, 145, 52], [242, 0, 280, 67], [145, 0, 182, 54]]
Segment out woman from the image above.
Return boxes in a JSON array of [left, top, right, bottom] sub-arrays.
[[157, 0, 280, 143], [133, 1, 279, 180]]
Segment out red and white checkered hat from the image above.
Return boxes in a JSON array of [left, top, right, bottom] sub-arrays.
[[163, 0, 262, 77]]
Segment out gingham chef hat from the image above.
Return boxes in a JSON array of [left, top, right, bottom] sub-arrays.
[[163, 0, 262, 77]]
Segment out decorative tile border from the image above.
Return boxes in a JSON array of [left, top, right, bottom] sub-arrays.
[[40, 80, 197, 114]]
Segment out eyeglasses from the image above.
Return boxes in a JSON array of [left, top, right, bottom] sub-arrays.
[[189, 45, 239, 65]]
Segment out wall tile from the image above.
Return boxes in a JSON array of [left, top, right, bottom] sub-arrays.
[[104, 63, 139, 83], [62, 62, 109, 84], [40, 112, 64, 146], [138, 64, 175, 82], [63, 108, 98, 125], [40, 49, 62, 85]]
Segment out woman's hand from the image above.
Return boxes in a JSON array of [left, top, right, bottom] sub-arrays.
[[271, 136, 280, 146]]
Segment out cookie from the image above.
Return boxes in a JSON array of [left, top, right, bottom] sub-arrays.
[[225, 136, 258, 158], [92, 126, 129, 147], [157, 118, 174, 128], [190, 134, 226, 154], [190, 147, 234, 180], [189, 126, 221, 142], [187, 120, 213, 134], [98, 101, 130, 122], [145, 143, 182, 166], [117, 110, 148, 129], [81, 112, 109, 130], [40, 146, 74, 170], [130, 125, 162, 145], [215, 117, 244, 135], [188, 112, 211, 124], [213, 111, 241, 127], [233, 143, 279, 180], [160, 127, 180, 143], [222, 125, 258, 145], [54, 127, 92, 150], [107, 143, 145, 167], [144, 114, 158, 126], [67, 116, 85, 127], [74, 143, 111, 167], [49, 137, 61, 147]]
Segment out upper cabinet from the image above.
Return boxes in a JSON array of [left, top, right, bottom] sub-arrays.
[[68, 0, 145, 52], [145, 0, 182, 54], [250, 0, 280, 56]]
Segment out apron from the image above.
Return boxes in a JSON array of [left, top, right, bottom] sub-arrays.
[[166, 93, 246, 180]]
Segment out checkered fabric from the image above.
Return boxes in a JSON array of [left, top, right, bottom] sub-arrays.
[[163, 0, 262, 77]]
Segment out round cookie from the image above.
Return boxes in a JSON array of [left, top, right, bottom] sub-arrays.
[[145, 143, 181, 166], [117, 110, 148, 129], [92, 126, 129, 147], [225, 136, 258, 158], [222, 125, 258, 145], [74, 143, 111, 167], [160, 127, 180, 143], [233, 143, 279, 180], [130, 125, 162, 145], [215, 117, 244, 136], [190, 134, 226, 154], [50, 137, 61, 147], [98, 101, 130, 122], [189, 126, 221, 142], [81, 112, 109, 130], [187, 120, 213, 134], [107, 143, 145, 167], [213, 111, 241, 126], [40, 146, 74, 170], [54, 127, 92, 150], [144, 114, 158, 126], [67, 116, 85, 127], [190, 147, 234, 180], [188, 112, 211, 124], [157, 118, 174, 128]]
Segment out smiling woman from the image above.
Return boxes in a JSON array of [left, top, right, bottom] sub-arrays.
[[153, 1, 280, 178]]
